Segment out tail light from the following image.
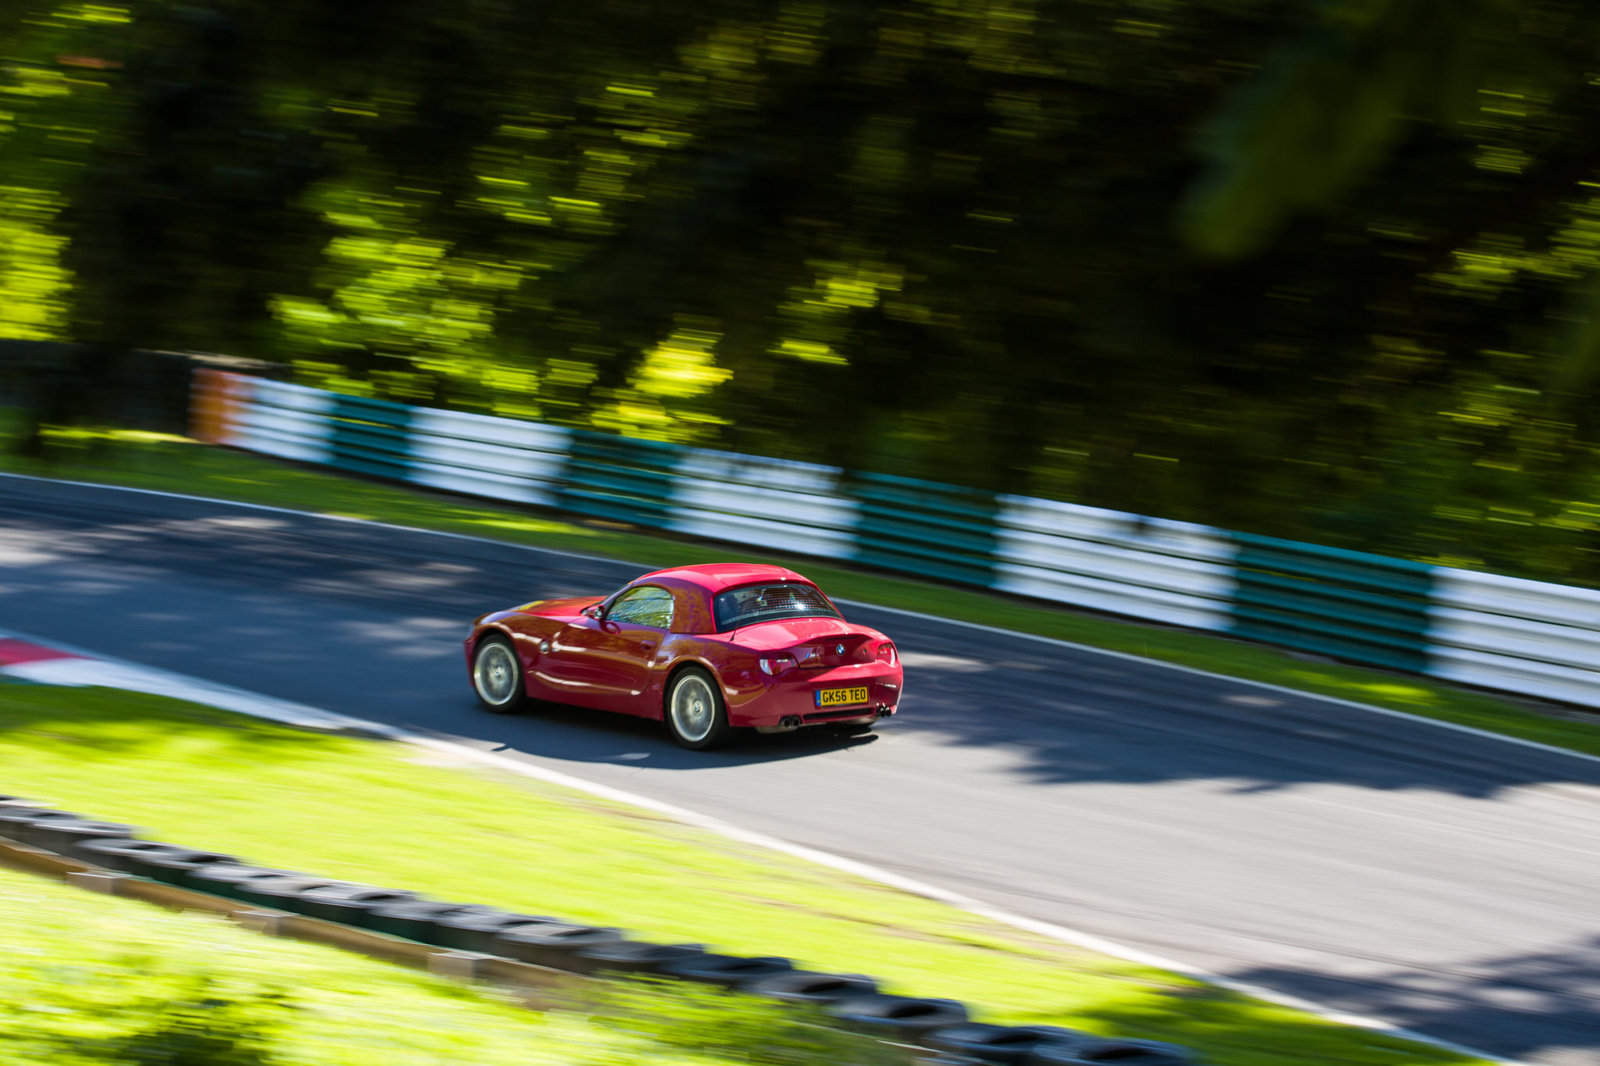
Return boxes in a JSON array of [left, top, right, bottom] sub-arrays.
[[760, 654, 796, 676], [876, 642, 897, 666]]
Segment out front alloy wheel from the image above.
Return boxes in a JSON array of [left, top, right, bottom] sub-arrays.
[[665, 667, 732, 750], [472, 635, 526, 713]]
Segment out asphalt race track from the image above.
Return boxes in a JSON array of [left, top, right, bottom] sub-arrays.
[[3, 475, 1599, 1065]]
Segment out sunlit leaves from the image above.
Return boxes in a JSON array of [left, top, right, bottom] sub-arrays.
[[591, 322, 731, 441], [760, 2, 827, 66], [61, 2, 131, 24], [268, 175, 534, 408], [775, 338, 845, 365], [0, 2, 134, 343], [0, 188, 71, 339]]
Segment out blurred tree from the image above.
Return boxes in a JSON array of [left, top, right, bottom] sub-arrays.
[[8, 0, 1600, 580]]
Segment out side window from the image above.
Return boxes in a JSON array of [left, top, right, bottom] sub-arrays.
[[607, 586, 674, 629]]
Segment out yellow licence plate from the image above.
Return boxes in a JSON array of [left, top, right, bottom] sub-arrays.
[[815, 686, 869, 708]]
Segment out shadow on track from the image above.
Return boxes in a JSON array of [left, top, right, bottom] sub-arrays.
[[441, 694, 882, 771], [1227, 937, 1600, 1066]]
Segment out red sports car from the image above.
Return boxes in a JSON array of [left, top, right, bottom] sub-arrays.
[[464, 563, 902, 748]]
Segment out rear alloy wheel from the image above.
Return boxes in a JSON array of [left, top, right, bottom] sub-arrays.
[[472, 635, 527, 713], [665, 667, 732, 750]]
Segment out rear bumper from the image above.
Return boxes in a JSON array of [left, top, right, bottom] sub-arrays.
[[724, 662, 903, 729]]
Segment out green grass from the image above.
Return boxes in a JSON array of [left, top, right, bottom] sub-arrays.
[[0, 683, 1485, 1066], [6, 416, 1600, 758], [0, 862, 897, 1066]]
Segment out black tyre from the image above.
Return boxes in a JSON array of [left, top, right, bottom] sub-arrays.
[[742, 970, 879, 1004], [574, 940, 707, 976], [430, 910, 561, 952], [658, 952, 794, 987], [664, 667, 733, 750], [493, 923, 625, 968], [827, 993, 969, 1038], [472, 634, 527, 713]]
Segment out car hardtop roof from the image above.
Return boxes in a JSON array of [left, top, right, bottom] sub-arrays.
[[636, 562, 816, 594]]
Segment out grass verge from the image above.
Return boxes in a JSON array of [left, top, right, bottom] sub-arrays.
[[4, 418, 1600, 759], [0, 682, 1486, 1066], [0, 862, 896, 1066]]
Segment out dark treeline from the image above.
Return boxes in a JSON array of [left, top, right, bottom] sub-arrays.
[[5, 0, 1600, 582]]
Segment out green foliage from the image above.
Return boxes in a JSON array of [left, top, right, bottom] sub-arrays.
[[88, 976, 295, 1066], [581, 979, 902, 1066], [3, 862, 942, 1066]]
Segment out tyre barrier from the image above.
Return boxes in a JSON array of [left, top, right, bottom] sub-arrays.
[[657, 952, 795, 987], [828, 994, 971, 1040], [924, 1023, 1098, 1063], [430, 909, 565, 952], [742, 970, 880, 1004], [294, 883, 419, 925], [234, 874, 355, 910], [1026, 1038, 1195, 1065], [573, 939, 708, 976], [184, 863, 301, 900], [366, 900, 501, 942], [493, 922, 626, 969], [0, 796, 1201, 1064], [0, 807, 84, 839], [16, 818, 140, 856], [136, 848, 242, 888], [75, 838, 192, 873]]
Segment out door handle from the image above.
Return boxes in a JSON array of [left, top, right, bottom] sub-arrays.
[[639, 641, 656, 652]]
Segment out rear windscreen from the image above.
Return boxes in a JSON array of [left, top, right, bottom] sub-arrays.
[[713, 582, 842, 631]]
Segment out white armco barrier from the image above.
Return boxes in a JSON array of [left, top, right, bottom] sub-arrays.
[[408, 408, 571, 508], [993, 496, 1236, 631], [670, 448, 856, 558], [1428, 568, 1600, 709], [230, 378, 333, 464]]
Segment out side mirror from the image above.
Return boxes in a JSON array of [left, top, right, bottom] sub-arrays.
[[582, 603, 604, 620]]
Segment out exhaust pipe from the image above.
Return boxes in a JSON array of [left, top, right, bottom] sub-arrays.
[[756, 715, 804, 735]]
